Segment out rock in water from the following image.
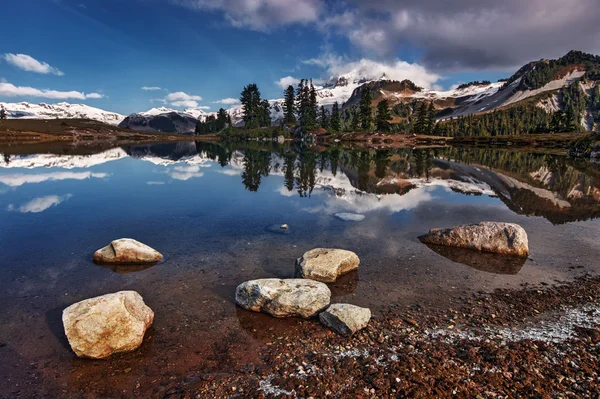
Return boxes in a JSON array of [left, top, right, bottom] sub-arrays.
[[235, 279, 331, 318], [319, 304, 371, 336], [62, 291, 154, 359], [335, 213, 365, 222], [93, 238, 163, 264], [419, 222, 529, 257], [295, 248, 360, 283]]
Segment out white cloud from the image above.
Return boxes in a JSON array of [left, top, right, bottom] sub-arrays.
[[162, 91, 204, 109], [175, 0, 321, 31], [304, 54, 441, 89], [166, 92, 202, 102], [84, 92, 104, 99], [147, 181, 165, 185], [0, 82, 104, 100], [141, 86, 163, 91], [2, 53, 64, 76], [170, 100, 200, 108], [215, 97, 241, 105], [275, 76, 300, 89], [7, 194, 73, 213], [0, 172, 108, 187]]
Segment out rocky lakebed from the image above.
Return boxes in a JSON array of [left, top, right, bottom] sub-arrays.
[[2, 143, 600, 398]]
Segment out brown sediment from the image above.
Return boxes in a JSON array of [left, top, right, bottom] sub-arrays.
[[168, 275, 600, 398]]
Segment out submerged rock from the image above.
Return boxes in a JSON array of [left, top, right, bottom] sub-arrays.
[[319, 304, 371, 336], [62, 291, 154, 359], [419, 222, 529, 257], [93, 238, 163, 264], [335, 213, 365, 222], [295, 248, 360, 283], [235, 278, 331, 318]]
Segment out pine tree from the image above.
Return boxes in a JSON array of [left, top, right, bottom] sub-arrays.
[[413, 102, 428, 134], [260, 99, 271, 127], [349, 110, 360, 131], [240, 83, 262, 129], [0, 106, 6, 120], [216, 108, 228, 131], [330, 102, 341, 132], [283, 85, 296, 124], [426, 102, 436, 134], [319, 106, 330, 129], [375, 99, 392, 132], [359, 87, 373, 131]]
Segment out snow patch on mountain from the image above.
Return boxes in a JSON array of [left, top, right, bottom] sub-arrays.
[[0, 102, 125, 125]]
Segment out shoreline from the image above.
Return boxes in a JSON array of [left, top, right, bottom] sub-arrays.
[[174, 274, 600, 398]]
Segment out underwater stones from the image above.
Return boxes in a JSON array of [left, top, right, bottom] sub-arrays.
[[419, 222, 529, 257], [235, 278, 331, 318], [62, 291, 154, 359], [319, 304, 371, 337], [93, 238, 163, 264], [295, 248, 360, 283]]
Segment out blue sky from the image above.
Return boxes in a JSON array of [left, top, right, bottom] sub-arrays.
[[1, 0, 598, 115]]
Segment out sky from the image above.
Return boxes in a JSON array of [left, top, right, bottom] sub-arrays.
[[1, 0, 599, 115]]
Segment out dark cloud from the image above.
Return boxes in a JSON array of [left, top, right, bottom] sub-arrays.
[[341, 0, 600, 70]]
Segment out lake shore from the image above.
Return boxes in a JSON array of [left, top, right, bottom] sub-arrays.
[[176, 275, 600, 398]]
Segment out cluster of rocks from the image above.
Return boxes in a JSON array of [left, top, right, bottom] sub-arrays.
[[61, 221, 528, 359], [62, 238, 161, 359], [235, 248, 371, 337]]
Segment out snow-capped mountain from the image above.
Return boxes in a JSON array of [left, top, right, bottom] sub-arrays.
[[0, 102, 125, 125], [139, 107, 210, 120]]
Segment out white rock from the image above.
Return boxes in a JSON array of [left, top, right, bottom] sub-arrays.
[[419, 221, 529, 257], [62, 291, 154, 359], [319, 304, 371, 336], [235, 278, 331, 318], [295, 248, 360, 283], [335, 213, 365, 222], [93, 238, 163, 264]]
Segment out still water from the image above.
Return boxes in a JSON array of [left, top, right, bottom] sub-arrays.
[[1, 141, 600, 396]]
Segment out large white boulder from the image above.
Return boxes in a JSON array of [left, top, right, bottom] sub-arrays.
[[235, 279, 331, 318], [93, 238, 163, 264], [62, 291, 154, 359], [319, 304, 371, 337], [419, 221, 529, 257], [295, 248, 360, 283]]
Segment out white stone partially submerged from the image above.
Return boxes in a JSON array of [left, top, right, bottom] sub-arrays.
[[335, 213, 365, 222], [319, 304, 371, 336], [235, 278, 331, 318], [295, 248, 360, 283], [62, 291, 154, 359], [419, 221, 529, 257], [93, 238, 163, 264]]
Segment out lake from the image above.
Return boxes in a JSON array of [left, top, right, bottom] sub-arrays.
[[1, 141, 600, 397]]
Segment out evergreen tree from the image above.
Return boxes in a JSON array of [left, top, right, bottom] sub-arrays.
[[426, 102, 436, 134], [319, 106, 330, 129], [0, 106, 6, 120], [283, 85, 296, 124], [216, 108, 228, 131], [413, 102, 428, 134], [359, 87, 373, 131], [330, 102, 341, 132], [375, 99, 392, 132], [260, 99, 271, 127], [240, 83, 262, 129], [349, 110, 360, 131]]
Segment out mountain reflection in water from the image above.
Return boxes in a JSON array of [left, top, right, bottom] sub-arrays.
[[123, 141, 600, 225]]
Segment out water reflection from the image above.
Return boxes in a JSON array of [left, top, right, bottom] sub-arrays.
[[423, 244, 527, 275], [2, 141, 600, 224]]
